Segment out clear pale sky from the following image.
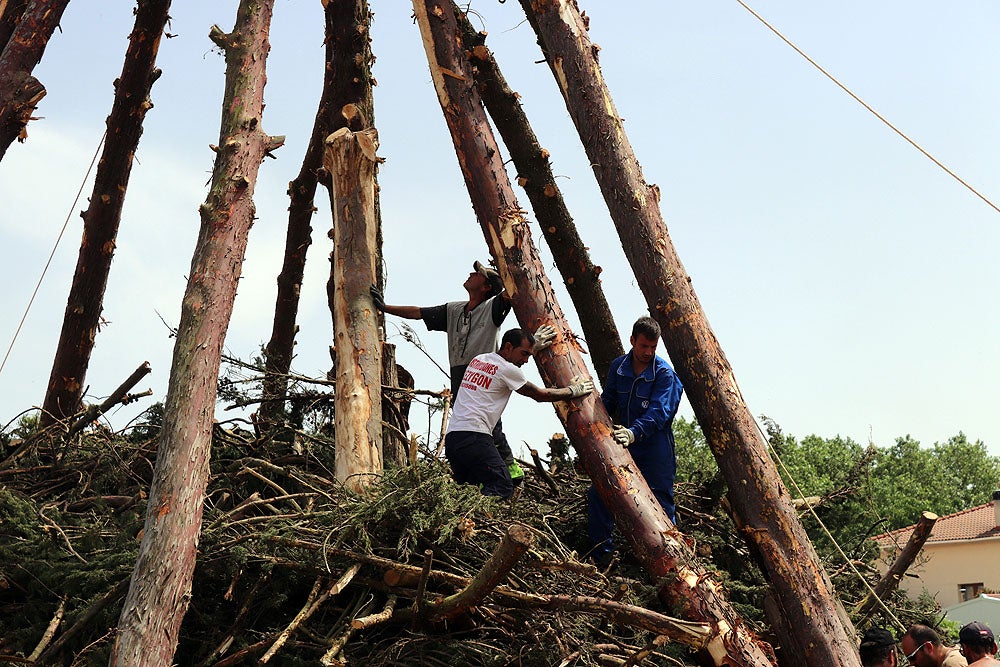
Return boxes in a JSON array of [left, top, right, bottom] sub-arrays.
[[1, 1, 998, 461]]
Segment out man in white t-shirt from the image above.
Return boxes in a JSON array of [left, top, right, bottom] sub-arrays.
[[445, 326, 594, 498]]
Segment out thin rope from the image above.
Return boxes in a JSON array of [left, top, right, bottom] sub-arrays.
[[759, 419, 907, 633], [0, 130, 108, 378], [735, 0, 1000, 217]]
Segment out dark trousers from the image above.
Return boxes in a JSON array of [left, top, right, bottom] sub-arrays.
[[445, 430, 514, 499], [586, 441, 676, 561]]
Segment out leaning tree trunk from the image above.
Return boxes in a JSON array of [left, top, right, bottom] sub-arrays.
[[0, 0, 29, 54], [854, 511, 938, 621], [112, 1, 282, 664], [412, 3, 774, 665], [453, 7, 622, 385], [324, 127, 382, 492], [260, 0, 375, 428], [39, 0, 172, 428], [0, 0, 69, 159], [518, 2, 860, 664]]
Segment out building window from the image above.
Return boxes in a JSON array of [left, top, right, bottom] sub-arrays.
[[959, 583, 984, 602]]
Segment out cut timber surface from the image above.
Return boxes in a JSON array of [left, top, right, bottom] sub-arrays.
[[324, 126, 383, 492]]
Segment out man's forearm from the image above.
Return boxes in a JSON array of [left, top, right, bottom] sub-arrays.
[[517, 383, 575, 403], [383, 304, 422, 319]]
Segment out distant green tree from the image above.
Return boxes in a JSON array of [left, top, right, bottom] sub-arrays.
[[869, 433, 1000, 530]]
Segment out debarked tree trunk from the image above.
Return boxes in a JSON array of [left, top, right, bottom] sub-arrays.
[[112, 0, 283, 663], [40, 0, 173, 428], [412, 2, 775, 665], [323, 126, 382, 492], [453, 6, 622, 386], [517, 2, 860, 665], [0, 0, 70, 159]]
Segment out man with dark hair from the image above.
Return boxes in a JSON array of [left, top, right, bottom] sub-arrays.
[[901, 624, 967, 667], [587, 316, 684, 564], [444, 327, 593, 499], [959, 622, 999, 666], [372, 261, 542, 483], [860, 627, 898, 667]]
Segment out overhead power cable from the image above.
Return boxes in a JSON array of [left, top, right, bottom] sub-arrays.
[[736, 0, 1000, 217], [0, 131, 107, 379]]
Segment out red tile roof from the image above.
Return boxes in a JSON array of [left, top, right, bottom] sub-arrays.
[[875, 502, 1000, 548]]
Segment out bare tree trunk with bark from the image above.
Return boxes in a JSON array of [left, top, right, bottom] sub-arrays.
[[324, 127, 382, 492], [112, 1, 282, 663], [260, 0, 376, 427], [0, 0, 69, 159], [39, 0, 172, 428], [453, 7, 622, 384], [855, 511, 938, 620], [0, 0, 29, 54], [518, 2, 860, 664], [412, 3, 775, 664], [381, 342, 411, 466]]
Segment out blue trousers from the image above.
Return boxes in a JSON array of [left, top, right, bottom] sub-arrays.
[[445, 430, 513, 499], [587, 441, 676, 561]]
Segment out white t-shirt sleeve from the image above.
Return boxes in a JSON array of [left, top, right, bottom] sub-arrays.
[[499, 364, 527, 393]]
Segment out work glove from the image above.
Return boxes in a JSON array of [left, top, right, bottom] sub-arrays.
[[612, 425, 635, 447], [508, 461, 524, 487], [369, 284, 385, 311], [567, 374, 594, 398], [531, 324, 557, 354]]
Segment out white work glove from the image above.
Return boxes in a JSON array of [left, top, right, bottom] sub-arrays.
[[612, 425, 635, 447], [567, 374, 594, 398], [531, 324, 557, 354]]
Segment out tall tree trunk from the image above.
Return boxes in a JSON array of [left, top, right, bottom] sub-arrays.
[[0, 0, 29, 54], [39, 0, 171, 428], [260, 0, 376, 428], [518, 2, 859, 664], [381, 342, 411, 467], [324, 126, 382, 492], [854, 511, 938, 621], [453, 7, 622, 385], [112, 1, 282, 663], [0, 0, 69, 159], [411, 3, 775, 665]]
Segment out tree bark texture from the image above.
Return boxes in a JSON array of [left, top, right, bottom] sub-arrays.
[[855, 511, 938, 620], [0, 0, 69, 159], [324, 126, 382, 492], [0, 0, 29, 54], [412, 3, 774, 665], [518, 2, 860, 665], [39, 0, 172, 428], [64, 360, 151, 438], [381, 342, 411, 466], [421, 523, 533, 623], [260, 0, 376, 426], [454, 7, 622, 385], [112, 1, 282, 664]]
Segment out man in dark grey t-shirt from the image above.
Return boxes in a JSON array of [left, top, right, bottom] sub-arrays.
[[372, 261, 533, 482]]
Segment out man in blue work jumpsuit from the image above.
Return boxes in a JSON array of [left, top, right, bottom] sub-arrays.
[[587, 316, 684, 564]]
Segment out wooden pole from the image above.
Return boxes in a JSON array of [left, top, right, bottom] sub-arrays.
[[40, 0, 172, 428], [453, 7, 623, 385], [112, 0, 282, 663], [324, 126, 382, 492], [412, 3, 775, 664], [0, 0, 70, 159], [855, 511, 938, 620], [260, 0, 376, 428], [517, 2, 860, 664]]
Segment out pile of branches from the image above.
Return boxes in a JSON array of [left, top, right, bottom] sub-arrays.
[[0, 419, 720, 666]]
